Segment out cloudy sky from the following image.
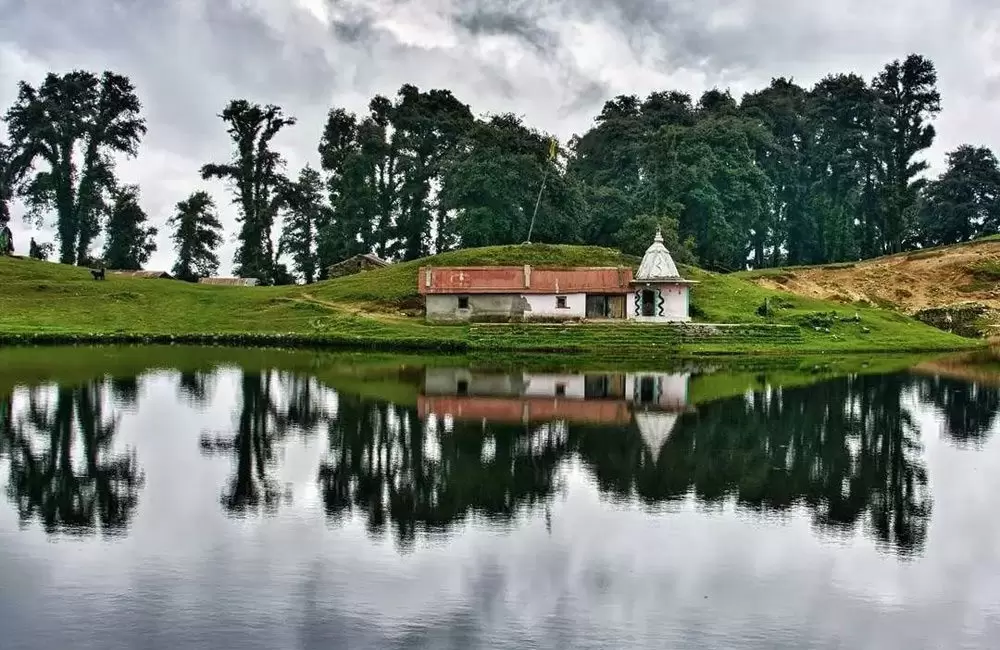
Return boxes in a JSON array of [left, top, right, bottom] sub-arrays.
[[1, 0, 999, 273]]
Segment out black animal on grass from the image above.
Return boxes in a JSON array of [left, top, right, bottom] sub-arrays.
[[90, 260, 106, 281]]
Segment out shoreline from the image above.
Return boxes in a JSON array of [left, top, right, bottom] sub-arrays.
[[0, 327, 984, 358]]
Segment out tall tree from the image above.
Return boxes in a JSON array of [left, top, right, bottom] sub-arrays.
[[5, 70, 146, 265], [0, 139, 36, 225], [167, 190, 224, 282], [741, 78, 810, 266], [318, 107, 372, 263], [201, 100, 295, 284], [570, 91, 695, 246], [920, 145, 1000, 245], [439, 114, 585, 247], [317, 85, 473, 262], [280, 165, 328, 284], [643, 116, 772, 270], [872, 54, 941, 253], [802, 73, 880, 263], [102, 184, 157, 270], [391, 84, 474, 260]]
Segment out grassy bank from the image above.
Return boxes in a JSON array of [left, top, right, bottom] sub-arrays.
[[0, 344, 950, 408], [0, 243, 981, 358]]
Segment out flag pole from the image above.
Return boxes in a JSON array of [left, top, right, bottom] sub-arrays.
[[525, 138, 557, 245]]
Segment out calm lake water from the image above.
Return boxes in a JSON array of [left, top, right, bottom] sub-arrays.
[[3, 346, 1000, 649]]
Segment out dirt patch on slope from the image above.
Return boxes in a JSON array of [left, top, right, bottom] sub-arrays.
[[745, 240, 1000, 316]]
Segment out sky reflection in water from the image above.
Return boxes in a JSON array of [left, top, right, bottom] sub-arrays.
[[2, 352, 1000, 649]]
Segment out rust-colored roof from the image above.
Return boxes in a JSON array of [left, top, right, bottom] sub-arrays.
[[109, 270, 174, 279], [198, 277, 260, 286], [418, 265, 633, 295], [417, 395, 634, 425]]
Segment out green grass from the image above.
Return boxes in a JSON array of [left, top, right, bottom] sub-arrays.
[[685, 266, 976, 352], [0, 244, 982, 358]]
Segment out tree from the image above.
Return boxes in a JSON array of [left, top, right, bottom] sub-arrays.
[[29, 238, 54, 260], [439, 114, 585, 247], [317, 107, 371, 264], [920, 145, 1000, 245], [741, 78, 810, 266], [0, 139, 36, 225], [614, 213, 697, 264], [167, 190, 224, 282], [317, 85, 474, 262], [5, 70, 146, 265], [642, 116, 772, 271], [872, 54, 941, 253], [202, 100, 295, 284], [102, 185, 157, 270], [569, 91, 695, 246], [279, 166, 327, 284], [801, 73, 880, 263], [391, 84, 474, 260]]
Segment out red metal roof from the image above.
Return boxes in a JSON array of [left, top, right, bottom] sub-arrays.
[[418, 265, 633, 295], [418, 395, 634, 424]]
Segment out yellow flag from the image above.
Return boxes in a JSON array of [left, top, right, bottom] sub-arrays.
[[548, 138, 558, 161]]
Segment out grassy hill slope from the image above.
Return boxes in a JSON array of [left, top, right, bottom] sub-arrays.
[[0, 243, 979, 356], [740, 235, 1000, 336]]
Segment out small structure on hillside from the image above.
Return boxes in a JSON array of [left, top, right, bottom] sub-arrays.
[[630, 229, 698, 322], [198, 277, 260, 287], [326, 253, 389, 279], [109, 270, 174, 279], [416, 231, 698, 323], [418, 265, 633, 322]]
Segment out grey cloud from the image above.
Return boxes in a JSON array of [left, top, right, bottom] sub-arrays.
[[2, 0, 999, 271], [453, 6, 559, 54]]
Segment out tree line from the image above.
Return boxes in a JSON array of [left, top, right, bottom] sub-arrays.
[[1, 53, 998, 284], [10, 365, 994, 553]]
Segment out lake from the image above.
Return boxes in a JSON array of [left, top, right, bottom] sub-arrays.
[[2, 346, 1000, 649]]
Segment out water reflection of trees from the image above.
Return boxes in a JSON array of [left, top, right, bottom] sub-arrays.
[[178, 370, 214, 406], [601, 375, 932, 555], [0, 381, 144, 536], [916, 376, 1000, 447], [6, 362, 999, 555], [199, 371, 327, 516], [318, 393, 566, 550], [319, 374, 948, 556]]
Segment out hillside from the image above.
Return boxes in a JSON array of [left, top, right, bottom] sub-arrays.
[[0, 244, 978, 357], [741, 237, 1000, 336]]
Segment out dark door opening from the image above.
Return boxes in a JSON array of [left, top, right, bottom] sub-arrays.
[[639, 376, 656, 403], [586, 295, 609, 318], [585, 375, 610, 399], [641, 290, 657, 317]]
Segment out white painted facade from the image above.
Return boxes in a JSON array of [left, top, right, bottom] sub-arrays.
[[625, 372, 691, 408], [521, 374, 587, 399], [627, 229, 697, 323], [630, 283, 691, 322], [522, 292, 586, 319]]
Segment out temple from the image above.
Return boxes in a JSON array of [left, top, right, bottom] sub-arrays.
[[629, 229, 698, 322]]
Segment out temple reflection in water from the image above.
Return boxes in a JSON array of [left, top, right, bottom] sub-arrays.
[[419, 368, 692, 456]]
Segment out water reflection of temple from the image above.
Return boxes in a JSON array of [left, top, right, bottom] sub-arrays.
[[418, 369, 693, 454]]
